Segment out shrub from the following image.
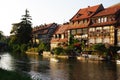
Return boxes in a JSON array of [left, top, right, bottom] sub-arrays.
[[20, 44, 27, 53], [52, 47, 64, 55], [27, 47, 38, 52]]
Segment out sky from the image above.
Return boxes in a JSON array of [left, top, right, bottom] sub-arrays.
[[0, 0, 120, 36]]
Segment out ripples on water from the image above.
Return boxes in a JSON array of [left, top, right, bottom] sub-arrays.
[[1, 53, 120, 80]]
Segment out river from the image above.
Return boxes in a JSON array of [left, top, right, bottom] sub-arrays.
[[0, 52, 120, 80]]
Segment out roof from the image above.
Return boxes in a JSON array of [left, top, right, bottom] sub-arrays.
[[70, 4, 104, 21], [93, 4, 120, 17], [55, 24, 69, 34], [32, 23, 54, 32], [36, 29, 49, 34]]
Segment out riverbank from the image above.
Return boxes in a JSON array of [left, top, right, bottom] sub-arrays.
[[0, 68, 32, 80]]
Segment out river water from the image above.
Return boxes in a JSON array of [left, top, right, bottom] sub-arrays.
[[0, 52, 120, 80]]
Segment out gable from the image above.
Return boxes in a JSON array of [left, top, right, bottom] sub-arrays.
[[70, 4, 104, 21]]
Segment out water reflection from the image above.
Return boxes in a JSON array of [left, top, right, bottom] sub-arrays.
[[0, 53, 15, 71], [67, 61, 117, 80], [50, 61, 69, 80], [0, 53, 120, 80], [117, 65, 120, 80]]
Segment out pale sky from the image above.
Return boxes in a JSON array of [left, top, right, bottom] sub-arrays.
[[0, 0, 120, 36]]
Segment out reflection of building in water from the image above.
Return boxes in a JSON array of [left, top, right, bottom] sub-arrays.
[[28, 54, 50, 73], [28, 54, 40, 72], [50, 61, 69, 80], [68, 61, 117, 80], [117, 65, 120, 80]]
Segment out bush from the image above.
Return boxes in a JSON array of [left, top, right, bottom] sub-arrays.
[[93, 43, 107, 54], [27, 47, 38, 52], [37, 42, 50, 52], [12, 44, 21, 53], [65, 45, 74, 54], [52, 47, 64, 55], [20, 44, 27, 53]]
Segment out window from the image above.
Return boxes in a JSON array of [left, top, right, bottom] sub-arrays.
[[54, 35, 57, 38], [101, 17, 104, 23], [96, 38, 102, 43], [89, 28, 95, 32], [104, 17, 107, 22], [87, 11, 92, 16], [83, 19, 87, 23], [117, 29, 120, 44], [103, 26, 109, 32], [58, 34, 61, 38], [103, 38, 110, 43], [76, 14, 82, 18], [92, 19, 95, 23], [98, 18, 101, 23], [71, 30, 76, 35], [80, 20, 83, 24], [89, 38, 95, 44], [111, 16, 115, 21], [77, 29, 82, 34], [96, 27, 102, 31], [61, 34, 64, 39], [83, 28, 87, 34]]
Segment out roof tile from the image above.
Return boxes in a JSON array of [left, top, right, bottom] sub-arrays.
[[70, 4, 103, 21], [93, 4, 120, 17]]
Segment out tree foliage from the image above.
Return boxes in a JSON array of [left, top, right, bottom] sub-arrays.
[[9, 9, 33, 53], [10, 9, 32, 44]]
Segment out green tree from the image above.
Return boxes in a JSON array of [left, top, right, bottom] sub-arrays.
[[9, 9, 32, 53], [10, 9, 32, 44]]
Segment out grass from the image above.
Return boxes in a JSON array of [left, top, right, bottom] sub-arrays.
[[0, 68, 32, 80]]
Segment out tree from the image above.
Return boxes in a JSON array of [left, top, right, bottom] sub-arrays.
[[10, 9, 32, 44], [9, 9, 33, 53], [0, 31, 4, 40]]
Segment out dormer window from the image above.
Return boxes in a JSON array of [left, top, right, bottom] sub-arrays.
[[87, 11, 92, 15], [76, 14, 82, 18]]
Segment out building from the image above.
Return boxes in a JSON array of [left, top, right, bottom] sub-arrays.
[[68, 4, 104, 45], [32, 23, 58, 44], [51, 23, 69, 49], [68, 3, 120, 46], [89, 4, 120, 45], [33, 3, 120, 49]]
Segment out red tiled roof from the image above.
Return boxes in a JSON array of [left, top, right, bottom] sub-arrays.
[[32, 23, 53, 32], [70, 4, 103, 21], [51, 38, 68, 43], [93, 4, 120, 17], [55, 24, 69, 34]]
